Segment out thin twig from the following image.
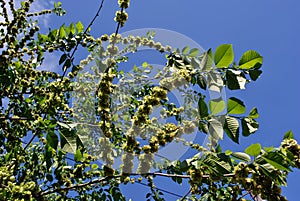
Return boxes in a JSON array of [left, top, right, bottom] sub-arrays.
[[61, 0, 106, 78]]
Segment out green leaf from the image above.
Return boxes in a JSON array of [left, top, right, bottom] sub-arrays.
[[208, 118, 224, 140], [263, 157, 291, 172], [76, 21, 84, 33], [197, 74, 207, 90], [181, 46, 190, 55], [226, 69, 246, 90], [59, 53, 68, 65], [198, 96, 208, 118], [142, 62, 148, 67], [188, 48, 200, 57], [224, 116, 239, 143], [74, 149, 83, 162], [200, 49, 213, 70], [227, 97, 246, 114], [92, 164, 99, 169], [46, 131, 58, 150], [249, 69, 262, 81], [69, 22, 75, 35], [231, 152, 251, 162], [209, 98, 225, 115], [59, 25, 66, 38], [239, 50, 263, 69], [283, 130, 294, 140], [242, 117, 259, 136], [245, 143, 261, 157], [60, 131, 77, 153], [249, 107, 259, 118], [214, 44, 234, 68]]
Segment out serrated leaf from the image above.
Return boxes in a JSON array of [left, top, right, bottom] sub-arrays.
[[245, 143, 261, 157], [198, 97, 208, 118], [283, 130, 294, 140], [224, 116, 239, 143], [76, 21, 84, 33], [227, 97, 246, 114], [182, 46, 190, 55], [209, 98, 225, 115], [214, 44, 234, 68], [208, 118, 224, 140], [249, 107, 259, 118], [231, 152, 251, 162], [188, 48, 200, 57], [239, 50, 263, 69]]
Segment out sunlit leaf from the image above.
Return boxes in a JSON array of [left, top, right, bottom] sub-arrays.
[[283, 130, 294, 140], [214, 44, 234, 68], [209, 98, 225, 115], [188, 48, 200, 57], [76, 21, 84, 33], [227, 97, 246, 114], [239, 50, 263, 69], [245, 143, 261, 157], [182, 46, 190, 55]]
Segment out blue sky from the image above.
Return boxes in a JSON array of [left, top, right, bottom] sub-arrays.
[[36, 0, 300, 200]]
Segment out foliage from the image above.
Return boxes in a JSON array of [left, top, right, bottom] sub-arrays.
[[0, 0, 299, 201]]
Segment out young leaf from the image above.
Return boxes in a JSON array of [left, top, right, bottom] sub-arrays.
[[188, 48, 200, 57], [214, 44, 234, 68], [59, 25, 66, 38], [224, 115, 239, 143], [76, 21, 84, 33], [74, 149, 83, 162], [249, 107, 259, 118], [209, 98, 225, 115], [245, 143, 261, 157], [227, 97, 246, 114], [181, 46, 190, 55], [69, 22, 76, 35], [283, 130, 294, 140], [239, 50, 263, 69], [231, 152, 251, 162]]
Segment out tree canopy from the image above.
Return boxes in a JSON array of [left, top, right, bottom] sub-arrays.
[[0, 0, 299, 200]]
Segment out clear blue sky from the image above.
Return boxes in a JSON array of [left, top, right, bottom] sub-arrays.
[[40, 0, 300, 200]]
